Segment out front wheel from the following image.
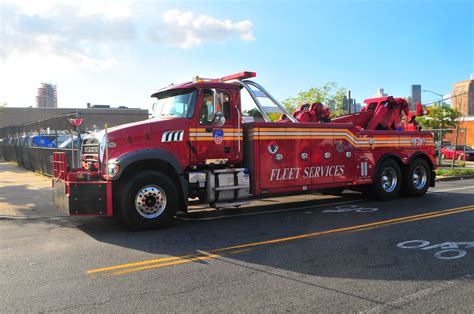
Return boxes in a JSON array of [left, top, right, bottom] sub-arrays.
[[401, 158, 431, 197], [119, 171, 178, 230], [372, 159, 402, 200]]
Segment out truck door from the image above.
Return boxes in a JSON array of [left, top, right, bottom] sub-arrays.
[[190, 89, 241, 164]]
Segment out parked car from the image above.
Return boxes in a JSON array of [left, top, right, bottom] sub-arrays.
[[440, 145, 474, 161]]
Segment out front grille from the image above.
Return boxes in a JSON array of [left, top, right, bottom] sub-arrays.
[[82, 138, 100, 166]]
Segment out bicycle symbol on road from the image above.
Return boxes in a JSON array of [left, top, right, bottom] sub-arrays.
[[397, 240, 474, 260], [322, 204, 379, 213]]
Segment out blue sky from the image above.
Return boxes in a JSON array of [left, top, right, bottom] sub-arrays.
[[0, 0, 472, 110]]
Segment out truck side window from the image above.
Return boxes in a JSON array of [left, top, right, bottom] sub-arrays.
[[199, 90, 231, 125]]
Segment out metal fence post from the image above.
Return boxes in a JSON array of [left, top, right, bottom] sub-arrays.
[[451, 127, 459, 170]]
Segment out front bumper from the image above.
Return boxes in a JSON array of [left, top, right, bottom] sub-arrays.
[[53, 180, 112, 216], [53, 179, 113, 216], [52, 152, 113, 217]]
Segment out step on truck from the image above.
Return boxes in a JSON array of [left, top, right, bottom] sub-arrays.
[[52, 72, 436, 229]]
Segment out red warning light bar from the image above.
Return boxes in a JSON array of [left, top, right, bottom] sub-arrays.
[[221, 71, 256, 81]]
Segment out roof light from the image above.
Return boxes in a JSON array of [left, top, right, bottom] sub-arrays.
[[221, 71, 256, 81]]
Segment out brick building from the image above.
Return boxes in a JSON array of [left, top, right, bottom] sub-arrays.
[[452, 77, 474, 116]]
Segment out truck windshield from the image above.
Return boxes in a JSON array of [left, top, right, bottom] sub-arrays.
[[153, 89, 197, 119]]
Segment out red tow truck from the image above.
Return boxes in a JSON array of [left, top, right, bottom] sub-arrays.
[[53, 72, 436, 229]]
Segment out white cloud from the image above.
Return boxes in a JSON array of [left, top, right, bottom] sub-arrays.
[[0, 2, 135, 69], [148, 9, 255, 49]]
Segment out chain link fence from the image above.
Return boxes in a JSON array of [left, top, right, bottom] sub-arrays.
[[424, 128, 470, 168], [0, 110, 148, 176]]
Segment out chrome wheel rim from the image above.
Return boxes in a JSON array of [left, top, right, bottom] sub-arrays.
[[135, 185, 167, 219], [381, 167, 398, 193], [412, 166, 427, 190]]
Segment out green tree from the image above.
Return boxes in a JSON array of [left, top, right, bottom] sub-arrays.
[[0, 102, 5, 112], [416, 102, 462, 129], [281, 82, 347, 117]]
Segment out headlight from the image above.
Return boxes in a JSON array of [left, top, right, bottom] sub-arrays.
[[106, 162, 121, 178]]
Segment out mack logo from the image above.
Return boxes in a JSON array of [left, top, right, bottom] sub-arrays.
[[83, 146, 98, 153], [270, 165, 345, 181]]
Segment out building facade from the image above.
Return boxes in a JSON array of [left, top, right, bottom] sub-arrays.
[[36, 83, 58, 108], [451, 77, 474, 116]]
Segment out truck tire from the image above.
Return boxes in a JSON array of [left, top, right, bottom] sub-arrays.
[[119, 171, 177, 230], [372, 159, 402, 200], [401, 158, 430, 197]]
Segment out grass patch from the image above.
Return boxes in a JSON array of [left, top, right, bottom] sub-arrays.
[[436, 168, 474, 176]]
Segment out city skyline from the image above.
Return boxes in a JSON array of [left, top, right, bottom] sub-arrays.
[[0, 0, 472, 111]]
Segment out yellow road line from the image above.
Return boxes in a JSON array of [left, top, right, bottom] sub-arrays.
[[87, 205, 474, 276]]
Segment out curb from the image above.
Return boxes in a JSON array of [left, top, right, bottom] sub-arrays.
[[436, 174, 474, 182]]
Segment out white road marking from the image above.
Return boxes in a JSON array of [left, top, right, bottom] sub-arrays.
[[178, 199, 364, 221], [397, 240, 474, 260], [323, 205, 378, 213], [363, 274, 471, 313], [430, 185, 474, 193]]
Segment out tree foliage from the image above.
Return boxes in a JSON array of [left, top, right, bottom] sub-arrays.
[[416, 102, 462, 129], [281, 82, 347, 117]]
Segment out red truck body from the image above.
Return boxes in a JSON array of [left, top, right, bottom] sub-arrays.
[[52, 72, 436, 229]]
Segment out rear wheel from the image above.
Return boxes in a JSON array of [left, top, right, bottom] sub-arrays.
[[401, 158, 430, 197], [119, 171, 177, 230], [372, 159, 402, 200]]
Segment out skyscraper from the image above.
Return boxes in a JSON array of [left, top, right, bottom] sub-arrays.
[[410, 85, 421, 110], [36, 83, 57, 108], [375, 88, 387, 97]]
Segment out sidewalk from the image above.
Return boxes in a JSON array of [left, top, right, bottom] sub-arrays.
[[0, 161, 60, 218]]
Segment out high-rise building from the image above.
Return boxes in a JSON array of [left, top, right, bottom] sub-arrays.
[[375, 88, 387, 97], [451, 75, 474, 116], [410, 84, 421, 110], [36, 83, 57, 108]]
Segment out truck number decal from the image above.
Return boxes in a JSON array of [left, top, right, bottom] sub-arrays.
[[270, 165, 345, 181], [411, 138, 427, 146]]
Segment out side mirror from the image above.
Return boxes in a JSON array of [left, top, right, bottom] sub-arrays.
[[213, 112, 226, 127]]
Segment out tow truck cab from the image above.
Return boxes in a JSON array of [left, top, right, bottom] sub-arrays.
[[53, 71, 436, 229]]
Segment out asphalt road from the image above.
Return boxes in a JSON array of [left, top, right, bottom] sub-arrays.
[[1, 179, 473, 312]]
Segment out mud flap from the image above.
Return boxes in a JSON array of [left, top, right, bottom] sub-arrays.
[[53, 180, 111, 216]]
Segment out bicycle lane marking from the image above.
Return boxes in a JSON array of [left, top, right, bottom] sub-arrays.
[[397, 240, 474, 260], [87, 205, 474, 277]]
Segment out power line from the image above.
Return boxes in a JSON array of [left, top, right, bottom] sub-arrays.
[[422, 91, 470, 106]]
